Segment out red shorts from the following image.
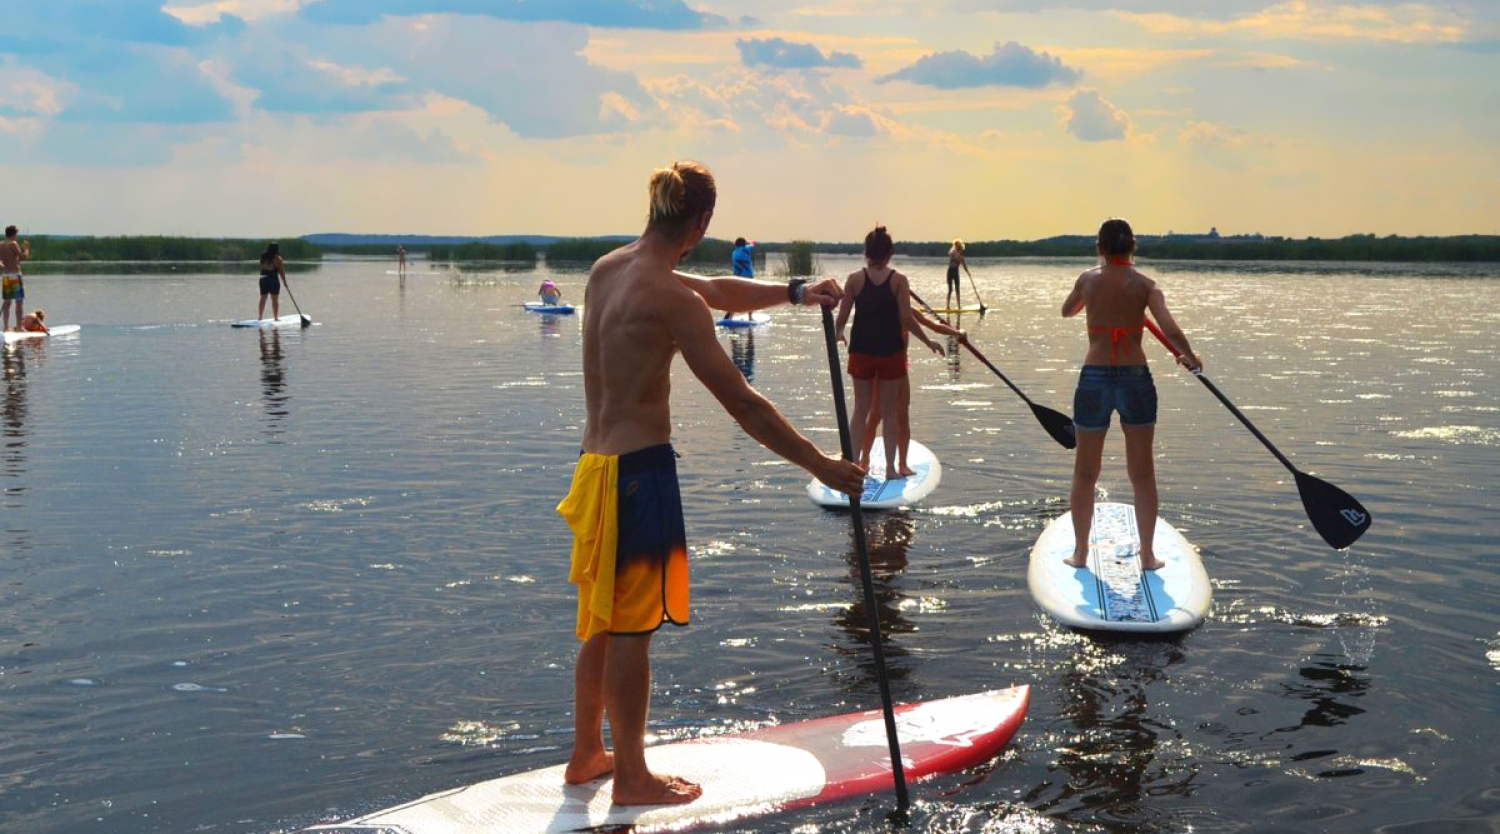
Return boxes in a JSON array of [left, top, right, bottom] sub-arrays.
[[848, 351, 907, 381]]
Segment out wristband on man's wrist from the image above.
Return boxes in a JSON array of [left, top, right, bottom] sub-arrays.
[[787, 278, 808, 305]]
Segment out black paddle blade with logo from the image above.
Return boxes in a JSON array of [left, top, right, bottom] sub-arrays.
[[1030, 403, 1078, 450], [1294, 469, 1372, 549]]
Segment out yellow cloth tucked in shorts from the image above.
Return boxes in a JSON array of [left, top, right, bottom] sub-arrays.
[[558, 444, 689, 642], [558, 452, 619, 642]]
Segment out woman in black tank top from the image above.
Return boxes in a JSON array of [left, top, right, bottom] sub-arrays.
[[833, 226, 948, 480], [257, 242, 286, 321]]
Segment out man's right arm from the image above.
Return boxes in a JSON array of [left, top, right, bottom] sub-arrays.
[[667, 292, 865, 496]]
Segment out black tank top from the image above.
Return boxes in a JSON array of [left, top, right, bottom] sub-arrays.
[[260, 258, 277, 278], [849, 268, 903, 356]]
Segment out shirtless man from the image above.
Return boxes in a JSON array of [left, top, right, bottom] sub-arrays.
[[1061, 217, 1200, 572], [556, 161, 864, 806], [1, 226, 32, 331]]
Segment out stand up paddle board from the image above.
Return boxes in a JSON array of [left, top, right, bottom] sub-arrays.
[[927, 306, 984, 315], [807, 438, 941, 510], [232, 314, 309, 328], [716, 312, 770, 328], [4, 324, 81, 343], [1028, 503, 1210, 632], [307, 686, 1029, 834], [525, 302, 576, 315]]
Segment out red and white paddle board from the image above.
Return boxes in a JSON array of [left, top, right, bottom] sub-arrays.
[[308, 686, 1029, 833]]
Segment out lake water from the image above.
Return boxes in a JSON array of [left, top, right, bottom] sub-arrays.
[[0, 256, 1496, 833]]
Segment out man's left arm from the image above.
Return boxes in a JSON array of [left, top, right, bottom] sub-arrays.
[[675, 271, 840, 311]]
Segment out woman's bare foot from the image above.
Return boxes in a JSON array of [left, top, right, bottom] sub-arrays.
[[1063, 549, 1089, 569], [613, 772, 702, 806], [898, 464, 916, 477], [564, 750, 613, 784], [1139, 552, 1167, 571], [885, 468, 904, 480]]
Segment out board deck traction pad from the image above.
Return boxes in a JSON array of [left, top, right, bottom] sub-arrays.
[[306, 686, 1029, 834], [1088, 504, 1157, 623], [807, 438, 941, 510]]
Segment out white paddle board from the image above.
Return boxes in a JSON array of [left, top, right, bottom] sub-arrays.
[[232, 314, 309, 328], [524, 302, 576, 315], [307, 686, 1029, 834], [926, 306, 984, 315], [1028, 502, 1210, 632], [807, 438, 941, 510], [4, 324, 81, 343], [716, 312, 770, 328]]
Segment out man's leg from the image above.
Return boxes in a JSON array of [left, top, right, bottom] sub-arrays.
[[565, 632, 613, 784], [604, 633, 701, 805], [1, 299, 9, 330]]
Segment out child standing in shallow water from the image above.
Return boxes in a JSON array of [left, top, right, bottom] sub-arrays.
[[1060, 218, 1201, 571]]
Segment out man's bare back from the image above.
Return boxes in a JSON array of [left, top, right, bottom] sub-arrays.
[[581, 241, 696, 457], [0, 239, 25, 274]]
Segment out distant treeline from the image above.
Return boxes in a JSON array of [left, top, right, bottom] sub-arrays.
[[788, 234, 1500, 263], [28, 236, 322, 262], [543, 237, 751, 265]]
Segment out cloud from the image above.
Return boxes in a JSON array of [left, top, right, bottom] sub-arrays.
[[878, 41, 1082, 89], [1114, 1, 1471, 44], [297, 0, 725, 29], [1060, 89, 1131, 141], [1179, 119, 1251, 147], [737, 37, 863, 69]]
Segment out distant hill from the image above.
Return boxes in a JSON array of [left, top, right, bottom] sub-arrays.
[[302, 233, 630, 248]]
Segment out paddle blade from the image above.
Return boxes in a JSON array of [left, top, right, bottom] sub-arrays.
[[1029, 402, 1077, 450], [300, 316, 312, 327], [1294, 469, 1372, 549]]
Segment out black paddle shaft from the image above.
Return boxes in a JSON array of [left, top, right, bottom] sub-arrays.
[[819, 304, 910, 811], [909, 290, 1077, 450], [281, 281, 312, 327], [1144, 318, 1372, 549]]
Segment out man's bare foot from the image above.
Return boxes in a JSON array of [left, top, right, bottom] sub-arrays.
[[898, 464, 916, 477], [612, 773, 702, 806], [1140, 553, 1167, 571], [885, 468, 904, 480], [1063, 550, 1089, 568], [564, 750, 613, 784]]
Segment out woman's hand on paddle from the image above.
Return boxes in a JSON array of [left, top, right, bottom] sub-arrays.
[[1176, 352, 1203, 373], [802, 277, 843, 308], [815, 454, 867, 497]]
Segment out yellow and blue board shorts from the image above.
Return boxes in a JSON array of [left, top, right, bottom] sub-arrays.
[[1, 273, 23, 301], [558, 444, 689, 642]]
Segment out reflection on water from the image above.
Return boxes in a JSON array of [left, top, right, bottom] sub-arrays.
[[729, 329, 755, 381], [2, 343, 30, 521], [259, 330, 289, 440], [830, 513, 919, 696], [1028, 637, 1194, 830], [1273, 656, 1369, 736]]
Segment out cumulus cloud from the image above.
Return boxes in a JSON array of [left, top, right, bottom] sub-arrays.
[[298, 0, 725, 29], [1060, 89, 1131, 141], [878, 41, 1082, 89], [1114, 1, 1471, 43], [737, 37, 863, 69]]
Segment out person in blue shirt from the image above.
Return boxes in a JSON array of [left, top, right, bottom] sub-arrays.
[[722, 237, 756, 320]]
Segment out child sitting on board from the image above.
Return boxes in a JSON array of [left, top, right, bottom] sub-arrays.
[[538, 280, 562, 305], [18, 309, 47, 333]]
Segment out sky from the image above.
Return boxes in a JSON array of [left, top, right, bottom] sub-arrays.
[[0, 0, 1496, 241]]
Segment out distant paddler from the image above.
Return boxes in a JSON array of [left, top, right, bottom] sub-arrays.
[[256, 242, 289, 322], [396, 244, 407, 278], [945, 239, 972, 310], [1061, 217, 1201, 571], [538, 279, 563, 305], [720, 236, 756, 321], [1, 225, 32, 331], [557, 161, 863, 806]]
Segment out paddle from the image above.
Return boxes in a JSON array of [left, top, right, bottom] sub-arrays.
[[966, 270, 987, 314], [910, 289, 1077, 450], [282, 281, 312, 327], [1143, 318, 1371, 549], [819, 304, 910, 813]]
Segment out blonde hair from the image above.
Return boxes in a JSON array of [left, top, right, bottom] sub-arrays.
[[952, 239, 964, 251], [647, 161, 716, 228], [32, 309, 44, 321]]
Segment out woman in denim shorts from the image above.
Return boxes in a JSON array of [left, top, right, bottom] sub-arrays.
[[1060, 218, 1202, 571]]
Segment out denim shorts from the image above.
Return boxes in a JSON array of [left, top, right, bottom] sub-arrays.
[[1073, 365, 1157, 432]]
